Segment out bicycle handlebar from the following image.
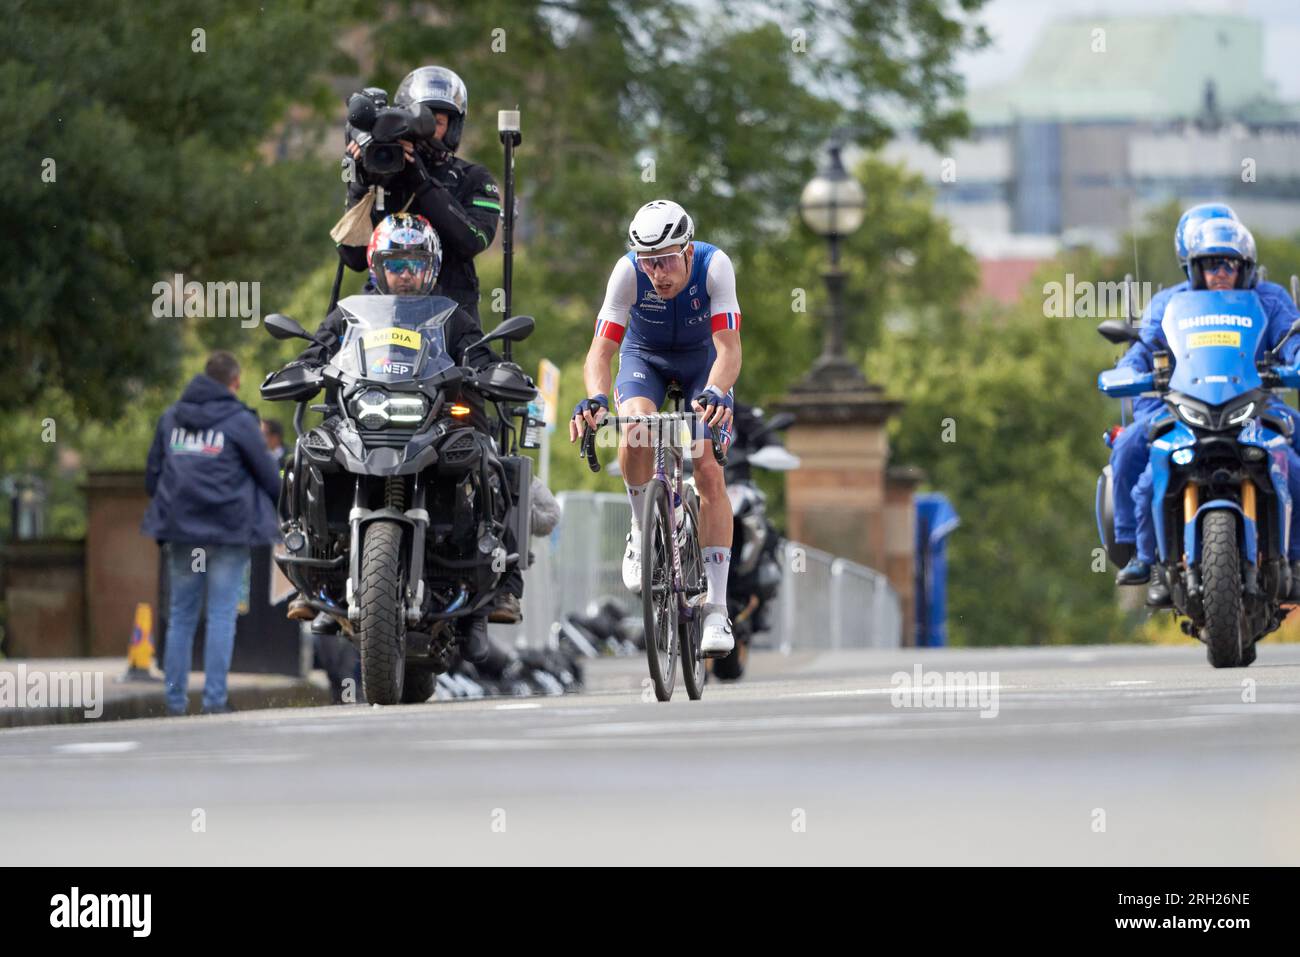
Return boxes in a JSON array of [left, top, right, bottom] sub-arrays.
[[578, 412, 727, 473]]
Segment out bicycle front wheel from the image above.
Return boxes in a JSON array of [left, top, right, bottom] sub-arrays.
[[679, 487, 707, 700], [642, 479, 678, 701]]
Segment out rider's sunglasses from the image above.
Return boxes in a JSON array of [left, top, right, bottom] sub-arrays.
[[1201, 257, 1240, 275], [635, 250, 685, 275], [383, 258, 426, 276]]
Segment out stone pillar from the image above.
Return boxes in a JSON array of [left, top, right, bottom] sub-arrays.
[[84, 471, 159, 658], [886, 465, 924, 646], [776, 358, 917, 643]]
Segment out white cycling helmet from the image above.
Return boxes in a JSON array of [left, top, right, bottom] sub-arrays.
[[627, 200, 694, 253]]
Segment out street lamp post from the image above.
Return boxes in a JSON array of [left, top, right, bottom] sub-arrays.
[[779, 139, 916, 645], [798, 141, 868, 387]]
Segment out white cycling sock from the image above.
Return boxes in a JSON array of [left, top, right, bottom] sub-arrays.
[[626, 480, 653, 533], [702, 547, 731, 606]]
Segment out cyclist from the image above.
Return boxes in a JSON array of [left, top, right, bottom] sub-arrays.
[[569, 200, 742, 656]]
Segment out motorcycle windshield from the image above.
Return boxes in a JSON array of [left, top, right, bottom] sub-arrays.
[[330, 294, 458, 383], [1163, 290, 1267, 407]]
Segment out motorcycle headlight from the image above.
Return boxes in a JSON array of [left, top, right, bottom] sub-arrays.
[[1226, 401, 1256, 426], [349, 389, 428, 429], [1176, 403, 1211, 428], [387, 394, 429, 425]]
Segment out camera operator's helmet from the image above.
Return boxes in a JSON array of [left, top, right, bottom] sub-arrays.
[[367, 214, 442, 295], [1175, 203, 1237, 269], [394, 66, 468, 151], [1186, 219, 1257, 291], [627, 200, 694, 253]]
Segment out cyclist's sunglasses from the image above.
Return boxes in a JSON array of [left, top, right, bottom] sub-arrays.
[[383, 258, 428, 276], [635, 250, 686, 274], [1200, 256, 1241, 275]]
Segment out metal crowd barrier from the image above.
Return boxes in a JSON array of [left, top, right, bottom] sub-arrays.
[[489, 491, 902, 651]]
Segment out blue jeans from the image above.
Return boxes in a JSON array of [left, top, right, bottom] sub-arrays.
[[1109, 419, 1152, 546], [163, 543, 251, 714]]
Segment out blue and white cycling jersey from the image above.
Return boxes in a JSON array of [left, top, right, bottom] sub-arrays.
[[594, 241, 741, 352]]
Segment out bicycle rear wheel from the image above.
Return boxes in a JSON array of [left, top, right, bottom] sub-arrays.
[[679, 487, 707, 700], [642, 479, 678, 701]]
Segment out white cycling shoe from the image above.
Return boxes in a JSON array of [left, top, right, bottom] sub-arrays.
[[700, 604, 735, 657], [622, 531, 642, 594]]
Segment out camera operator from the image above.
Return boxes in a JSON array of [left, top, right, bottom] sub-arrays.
[[340, 66, 500, 327]]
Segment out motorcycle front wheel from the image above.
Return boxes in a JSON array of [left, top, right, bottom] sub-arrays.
[[357, 520, 408, 703]]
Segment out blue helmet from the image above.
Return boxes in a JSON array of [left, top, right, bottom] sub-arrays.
[[1186, 219, 1257, 291], [1175, 203, 1237, 267]]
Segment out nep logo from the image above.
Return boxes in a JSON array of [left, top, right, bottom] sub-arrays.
[[50, 887, 151, 937], [369, 359, 412, 376]]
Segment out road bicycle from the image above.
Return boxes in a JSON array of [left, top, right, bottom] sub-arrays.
[[580, 385, 727, 700]]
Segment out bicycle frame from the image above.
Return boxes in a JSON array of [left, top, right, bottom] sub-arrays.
[[580, 391, 727, 700], [592, 409, 695, 616], [580, 392, 726, 613]]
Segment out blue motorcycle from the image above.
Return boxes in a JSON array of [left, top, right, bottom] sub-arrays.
[[1097, 289, 1300, 667]]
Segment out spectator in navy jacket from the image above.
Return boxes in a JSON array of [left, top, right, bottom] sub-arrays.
[[143, 351, 281, 715]]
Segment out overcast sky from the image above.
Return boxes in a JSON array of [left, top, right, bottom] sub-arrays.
[[957, 0, 1300, 100]]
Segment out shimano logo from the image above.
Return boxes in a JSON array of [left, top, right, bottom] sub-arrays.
[[1177, 314, 1254, 330]]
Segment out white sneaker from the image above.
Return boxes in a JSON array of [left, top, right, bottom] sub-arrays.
[[700, 604, 735, 657], [622, 531, 642, 594]]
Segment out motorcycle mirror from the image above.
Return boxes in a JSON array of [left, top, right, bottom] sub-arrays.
[[346, 92, 377, 132], [1097, 319, 1140, 345], [748, 445, 802, 471], [462, 315, 535, 363], [264, 313, 313, 341], [1270, 317, 1300, 362], [496, 315, 535, 341]]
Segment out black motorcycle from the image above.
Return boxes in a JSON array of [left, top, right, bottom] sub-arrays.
[[260, 295, 540, 704], [715, 405, 798, 680]]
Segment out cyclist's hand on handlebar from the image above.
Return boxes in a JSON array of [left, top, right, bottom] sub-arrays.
[[692, 386, 734, 434], [569, 394, 610, 442]]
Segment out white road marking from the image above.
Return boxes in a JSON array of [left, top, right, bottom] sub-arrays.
[[1108, 680, 1153, 686], [495, 703, 542, 711], [53, 741, 140, 754], [532, 713, 905, 738], [1188, 703, 1300, 715], [782, 684, 1011, 699]]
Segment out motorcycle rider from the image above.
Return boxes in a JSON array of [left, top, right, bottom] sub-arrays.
[[340, 67, 525, 623], [1129, 219, 1300, 605], [285, 213, 501, 663], [1110, 203, 1236, 585], [568, 200, 742, 656], [1109, 206, 1300, 588]]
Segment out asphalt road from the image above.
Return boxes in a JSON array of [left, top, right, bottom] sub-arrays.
[[3, 643, 1299, 865]]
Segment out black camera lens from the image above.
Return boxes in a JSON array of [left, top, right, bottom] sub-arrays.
[[365, 142, 405, 176]]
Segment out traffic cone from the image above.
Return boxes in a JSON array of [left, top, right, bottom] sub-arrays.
[[122, 602, 160, 682]]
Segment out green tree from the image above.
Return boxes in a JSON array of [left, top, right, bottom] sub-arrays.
[[0, 0, 352, 420]]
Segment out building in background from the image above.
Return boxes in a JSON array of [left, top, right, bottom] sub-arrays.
[[884, 15, 1300, 298]]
